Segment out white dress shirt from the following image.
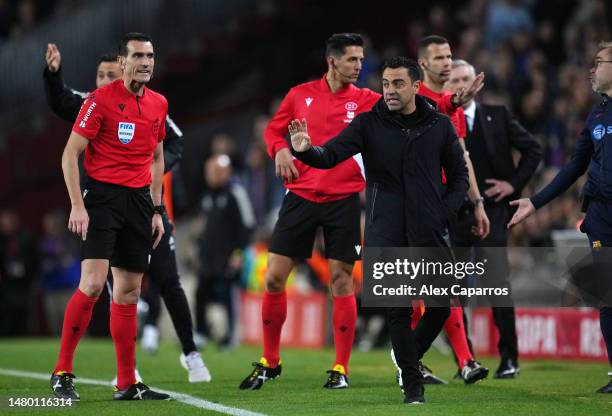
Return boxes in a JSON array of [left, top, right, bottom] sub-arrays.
[[463, 100, 476, 132]]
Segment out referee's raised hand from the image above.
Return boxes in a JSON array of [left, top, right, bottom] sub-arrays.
[[68, 204, 89, 241]]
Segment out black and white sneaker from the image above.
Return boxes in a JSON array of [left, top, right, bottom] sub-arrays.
[[419, 361, 448, 385], [403, 383, 425, 405], [391, 348, 447, 390], [494, 358, 520, 379], [460, 360, 489, 384], [323, 366, 349, 389], [596, 372, 612, 393], [113, 382, 170, 400], [238, 360, 282, 390], [50, 372, 80, 401]]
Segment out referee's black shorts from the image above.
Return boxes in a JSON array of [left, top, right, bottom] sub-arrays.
[[269, 191, 361, 263], [81, 178, 153, 273]]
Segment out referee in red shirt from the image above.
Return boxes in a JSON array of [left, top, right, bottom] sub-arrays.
[[50, 33, 170, 401], [239, 33, 379, 390]]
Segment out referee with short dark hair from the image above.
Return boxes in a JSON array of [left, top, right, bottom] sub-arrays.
[[49, 32, 171, 402], [44, 41, 211, 384]]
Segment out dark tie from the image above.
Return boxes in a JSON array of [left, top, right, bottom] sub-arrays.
[[465, 114, 472, 133]]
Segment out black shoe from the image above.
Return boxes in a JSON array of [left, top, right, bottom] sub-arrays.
[[596, 372, 612, 393], [238, 361, 282, 390], [419, 362, 448, 385], [494, 358, 520, 379], [460, 360, 489, 384], [113, 382, 171, 400], [50, 372, 80, 401], [403, 383, 425, 404], [323, 370, 349, 389]]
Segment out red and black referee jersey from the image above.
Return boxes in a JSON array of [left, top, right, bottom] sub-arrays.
[[72, 79, 168, 188], [265, 75, 380, 203]]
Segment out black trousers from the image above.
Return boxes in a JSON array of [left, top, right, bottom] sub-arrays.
[[365, 231, 451, 393], [451, 201, 518, 361], [110, 211, 197, 355], [195, 272, 235, 342], [387, 305, 450, 394]]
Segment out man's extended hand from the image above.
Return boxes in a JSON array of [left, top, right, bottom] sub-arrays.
[[275, 148, 299, 183], [455, 72, 485, 106], [46, 43, 61, 73], [507, 198, 535, 229], [288, 118, 312, 153], [152, 213, 165, 249]]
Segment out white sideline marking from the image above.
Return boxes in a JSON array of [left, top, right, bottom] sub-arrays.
[[0, 368, 267, 416]]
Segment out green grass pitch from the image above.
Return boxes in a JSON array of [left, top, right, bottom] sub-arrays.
[[0, 338, 610, 415]]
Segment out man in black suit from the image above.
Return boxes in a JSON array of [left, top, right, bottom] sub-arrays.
[[446, 59, 543, 378]]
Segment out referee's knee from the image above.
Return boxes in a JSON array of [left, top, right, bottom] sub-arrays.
[[264, 254, 292, 292], [113, 287, 141, 305], [329, 260, 354, 296], [265, 274, 286, 293], [330, 273, 353, 296], [78, 276, 105, 297]]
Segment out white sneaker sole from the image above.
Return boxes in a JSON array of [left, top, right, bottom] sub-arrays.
[[180, 354, 211, 383]]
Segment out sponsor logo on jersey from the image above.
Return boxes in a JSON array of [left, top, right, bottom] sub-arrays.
[[344, 101, 358, 123], [78, 102, 97, 128], [345, 102, 358, 111], [305, 97, 313, 107], [118, 122, 136, 144], [592, 124, 612, 140]]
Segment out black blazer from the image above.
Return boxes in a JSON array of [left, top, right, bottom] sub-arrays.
[[472, 103, 542, 198]]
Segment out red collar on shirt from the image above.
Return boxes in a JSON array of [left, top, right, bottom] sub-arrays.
[[113, 79, 149, 99], [317, 74, 357, 98], [418, 82, 448, 100]]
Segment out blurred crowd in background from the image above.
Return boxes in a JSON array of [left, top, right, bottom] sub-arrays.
[[0, 0, 610, 346]]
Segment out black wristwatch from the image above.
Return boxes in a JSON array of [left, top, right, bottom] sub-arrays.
[[451, 92, 461, 107], [153, 205, 165, 215]]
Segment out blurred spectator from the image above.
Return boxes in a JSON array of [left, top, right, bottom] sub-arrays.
[[240, 115, 284, 223], [485, 0, 534, 47], [0, 0, 59, 40], [38, 209, 79, 335], [196, 154, 254, 348], [210, 132, 243, 173], [0, 208, 39, 335], [10, 0, 36, 39]]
